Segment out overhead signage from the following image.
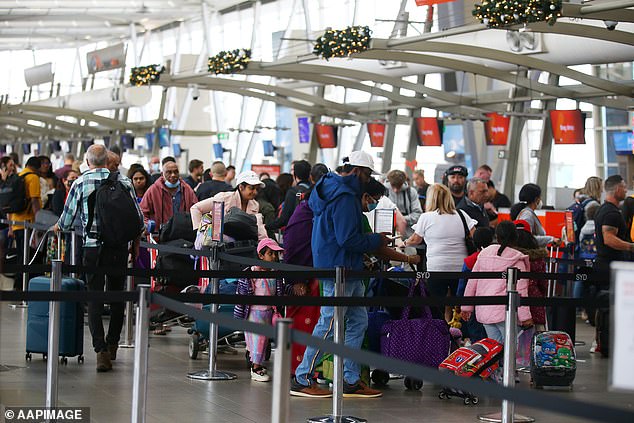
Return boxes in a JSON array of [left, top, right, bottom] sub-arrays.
[[298, 117, 311, 144], [315, 124, 337, 149], [24, 63, 54, 87], [252, 164, 281, 179], [414, 117, 443, 146], [550, 110, 585, 145], [367, 122, 386, 148], [86, 43, 126, 74], [484, 112, 511, 146]]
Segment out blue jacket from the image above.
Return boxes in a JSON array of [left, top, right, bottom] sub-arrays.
[[308, 172, 382, 270]]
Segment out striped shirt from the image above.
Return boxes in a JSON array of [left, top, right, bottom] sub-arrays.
[[57, 168, 140, 248]]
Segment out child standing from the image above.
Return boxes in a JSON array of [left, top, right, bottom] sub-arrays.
[[461, 221, 533, 343], [234, 238, 284, 382]]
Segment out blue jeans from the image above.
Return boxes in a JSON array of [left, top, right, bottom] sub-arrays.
[[295, 279, 368, 386], [483, 322, 506, 344]]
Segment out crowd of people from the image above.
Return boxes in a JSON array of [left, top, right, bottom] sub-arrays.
[[1, 146, 630, 394]]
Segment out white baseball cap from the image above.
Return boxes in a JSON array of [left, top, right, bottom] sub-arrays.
[[236, 170, 265, 187], [346, 151, 380, 175]]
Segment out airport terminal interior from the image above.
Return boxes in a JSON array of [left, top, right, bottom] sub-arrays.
[[2, 0, 634, 422]]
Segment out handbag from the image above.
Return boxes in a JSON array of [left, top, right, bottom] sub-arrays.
[[224, 207, 258, 241], [457, 210, 477, 255], [380, 279, 451, 368], [194, 212, 214, 250]]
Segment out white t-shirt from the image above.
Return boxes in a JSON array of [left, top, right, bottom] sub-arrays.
[[411, 210, 477, 272]]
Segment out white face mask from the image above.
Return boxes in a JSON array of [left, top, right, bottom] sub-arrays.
[[536, 200, 543, 210]]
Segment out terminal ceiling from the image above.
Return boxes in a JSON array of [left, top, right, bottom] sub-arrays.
[[1, 0, 634, 142]]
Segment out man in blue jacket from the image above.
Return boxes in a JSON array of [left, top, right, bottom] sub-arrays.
[[291, 151, 389, 398]]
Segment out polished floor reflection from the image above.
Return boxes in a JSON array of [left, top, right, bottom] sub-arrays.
[[0, 304, 631, 423]]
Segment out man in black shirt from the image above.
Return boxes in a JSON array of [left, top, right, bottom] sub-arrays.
[[594, 174, 633, 273], [487, 180, 511, 209], [457, 178, 491, 229], [184, 159, 203, 190], [196, 161, 233, 201], [444, 165, 468, 206]]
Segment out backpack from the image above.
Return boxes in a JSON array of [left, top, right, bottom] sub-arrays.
[[159, 212, 196, 243], [154, 239, 196, 290], [87, 172, 143, 247], [0, 172, 36, 214], [223, 207, 258, 241], [566, 198, 593, 241]]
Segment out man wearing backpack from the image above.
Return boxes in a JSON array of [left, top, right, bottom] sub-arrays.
[[5, 156, 42, 288], [53, 144, 144, 372]]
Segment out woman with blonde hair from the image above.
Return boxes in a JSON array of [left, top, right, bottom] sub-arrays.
[[583, 176, 603, 203], [406, 183, 477, 318]]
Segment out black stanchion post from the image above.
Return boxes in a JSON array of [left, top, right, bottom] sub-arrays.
[[131, 284, 150, 423], [188, 242, 236, 381], [120, 256, 135, 349], [45, 260, 62, 413], [479, 268, 534, 423], [271, 318, 293, 423], [309, 266, 367, 423]]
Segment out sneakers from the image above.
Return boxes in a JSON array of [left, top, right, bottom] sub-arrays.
[[96, 351, 112, 372], [107, 344, 118, 361], [290, 377, 333, 398], [343, 381, 382, 398], [251, 366, 271, 382]]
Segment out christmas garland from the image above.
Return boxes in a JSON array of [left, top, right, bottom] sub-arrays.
[[313, 25, 372, 60], [207, 49, 251, 75], [472, 0, 562, 28], [129, 64, 165, 86]]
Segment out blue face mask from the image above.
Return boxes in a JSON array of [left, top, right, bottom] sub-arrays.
[[367, 201, 378, 212], [164, 179, 180, 189]]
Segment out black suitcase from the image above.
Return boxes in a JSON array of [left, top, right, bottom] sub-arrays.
[[530, 331, 576, 389]]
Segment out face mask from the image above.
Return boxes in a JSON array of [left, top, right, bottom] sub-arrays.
[[367, 202, 378, 212], [165, 179, 180, 189], [536, 200, 543, 210], [151, 163, 159, 172]]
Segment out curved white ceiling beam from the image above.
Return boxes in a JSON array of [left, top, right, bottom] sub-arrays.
[[251, 61, 466, 105], [164, 73, 364, 115], [351, 50, 633, 110], [372, 39, 633, 96]]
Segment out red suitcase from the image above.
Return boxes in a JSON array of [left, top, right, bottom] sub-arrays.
[[438, 338, 503, 405]]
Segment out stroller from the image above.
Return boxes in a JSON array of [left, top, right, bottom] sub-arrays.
[[187, 240, 258, 360]]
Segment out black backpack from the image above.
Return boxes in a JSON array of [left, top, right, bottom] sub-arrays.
[[159, 212, 196, 243], [0, 172, 36, 214], [154, 239, 196, 290], [87, 172, 144, 247], [224, 207, 258, 241]]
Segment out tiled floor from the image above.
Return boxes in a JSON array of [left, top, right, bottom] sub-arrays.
[[0, 304, 632, 423]]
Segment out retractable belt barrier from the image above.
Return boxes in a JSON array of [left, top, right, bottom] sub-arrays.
[[150, 293, 632, 423], [0, 260, 626, 422]]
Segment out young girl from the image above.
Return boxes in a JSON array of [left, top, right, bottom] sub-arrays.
[[461, 221, 533, 343], [234, 238, 284, 382]]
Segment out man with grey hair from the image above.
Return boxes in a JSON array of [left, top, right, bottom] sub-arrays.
[[53, 144, 142, 373], [457, 177, 491, 229]]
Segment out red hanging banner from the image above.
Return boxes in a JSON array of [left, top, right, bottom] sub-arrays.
[[367, 122, 386, 147], [414, 117, 443, 146], [415, 0, 456, 6], [315, 124, 338, 148], [550, 110, 585, 145], [484, 112, 511, 146]]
